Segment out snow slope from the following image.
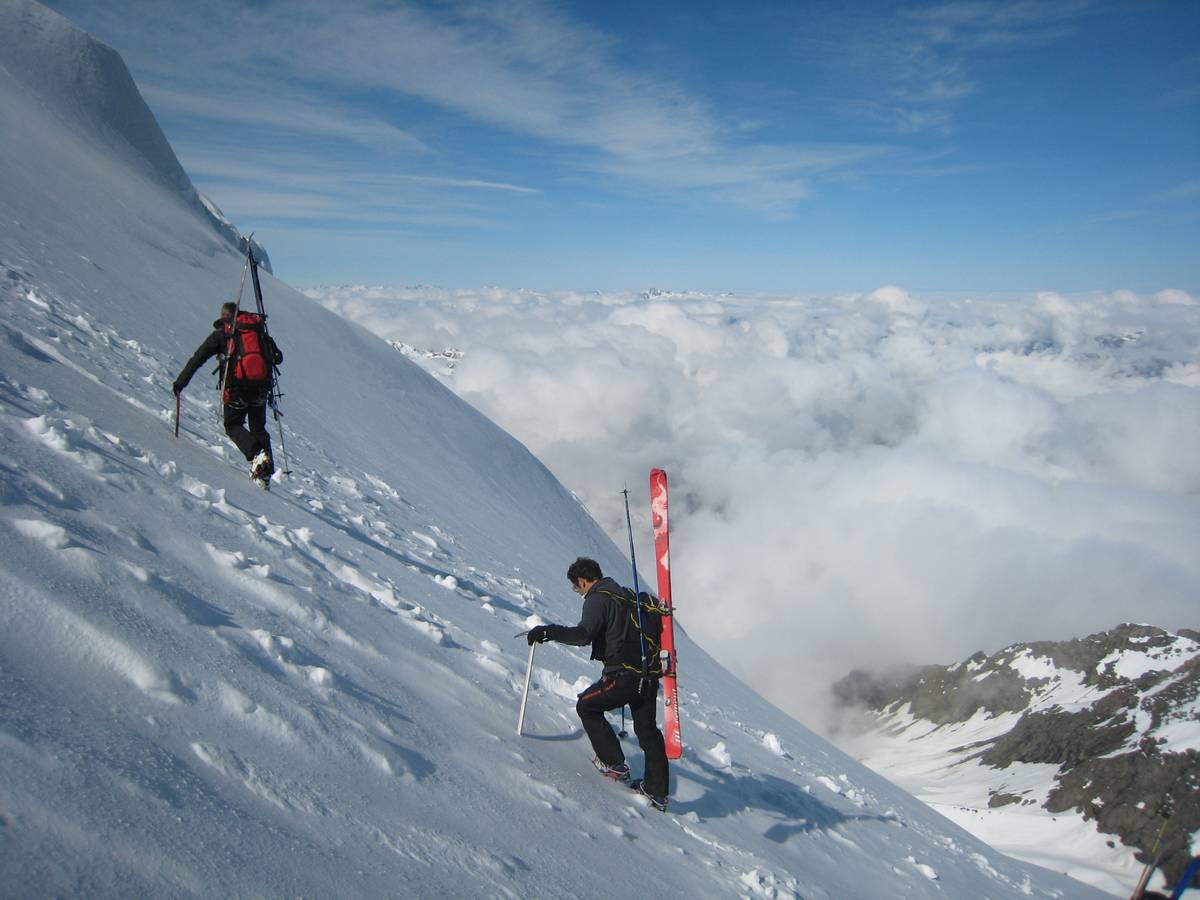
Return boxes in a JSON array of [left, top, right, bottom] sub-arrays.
[[0, 2, 1109, 896]]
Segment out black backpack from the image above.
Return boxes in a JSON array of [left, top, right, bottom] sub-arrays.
[[607, 587, 670, 678]]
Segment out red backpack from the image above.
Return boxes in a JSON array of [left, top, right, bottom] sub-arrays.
[[225, 312, 271, 382]]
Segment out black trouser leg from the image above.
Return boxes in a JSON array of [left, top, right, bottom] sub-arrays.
[[223, 403, 258, 461], [630, 678, 669, 797], [576, 675, 630, 767], [224, 398, 272, 461], [246, 401, 272, 458], [576, 674, 670, 797]]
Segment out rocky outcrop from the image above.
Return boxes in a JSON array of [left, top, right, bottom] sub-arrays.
[[834, 624, 1200, 888], [833, 656, 1036, 724]]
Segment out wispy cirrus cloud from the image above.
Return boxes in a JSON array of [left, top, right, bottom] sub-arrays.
[[46, 0, 894, 218], [842, 0, 1097, 135], [905, 0, 1096, 48], [177, 144, 528, 229], [140, 85, 433, 155], [284, 0, 719, 162], [1154, 180, 1200, 203], [590, 142, 895, 214], [181, 146, 539, 198], [1088, 179, 1200, 227]]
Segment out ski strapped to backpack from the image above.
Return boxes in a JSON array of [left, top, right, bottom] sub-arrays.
[[243, 235, 292, 476], [650, 467, 683, 759]]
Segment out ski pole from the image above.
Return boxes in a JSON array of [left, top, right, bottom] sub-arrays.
[[517, 640, 536, 735], [174, 391, 181, 438], [622, 488, 649, 688], [270, 399, 293, 476]]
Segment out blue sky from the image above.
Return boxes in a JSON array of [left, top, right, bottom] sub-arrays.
[[45, 0, 1200, 293]]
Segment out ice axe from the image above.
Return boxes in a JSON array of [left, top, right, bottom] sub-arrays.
[[515, 631, 535, 735]]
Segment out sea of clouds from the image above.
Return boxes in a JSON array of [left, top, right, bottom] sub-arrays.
[[308, 283, 1200, 729]]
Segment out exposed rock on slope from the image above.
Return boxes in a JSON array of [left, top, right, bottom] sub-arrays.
[[834, 624, 1200, 890]]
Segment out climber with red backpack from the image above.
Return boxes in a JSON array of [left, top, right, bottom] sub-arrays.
[[174, 299, 283, 487]]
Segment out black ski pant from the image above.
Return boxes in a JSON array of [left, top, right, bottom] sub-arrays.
[[223, 397, 271, 462], [577, 672, 669, 797]]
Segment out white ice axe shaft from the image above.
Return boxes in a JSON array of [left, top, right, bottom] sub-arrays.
[[517, 642, 536, 735]]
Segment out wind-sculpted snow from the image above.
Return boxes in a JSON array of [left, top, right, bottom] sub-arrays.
[[0, 2, 1110, 897]]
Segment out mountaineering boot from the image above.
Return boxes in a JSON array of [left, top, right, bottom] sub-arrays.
[[591, 757, 630, 783], [250, 450, 273, 488], [629, 779, 668, 812]]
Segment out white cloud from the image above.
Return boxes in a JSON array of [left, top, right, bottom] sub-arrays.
[[311, 284, 1200, 730]]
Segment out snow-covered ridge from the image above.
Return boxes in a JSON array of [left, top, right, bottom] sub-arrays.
[[834, 624, 1200, 895], [387, 340, 464, 379], [0, 0, 193, 200], [0, 0, 263, 262], [0, 2, 1108, 897], [198, 193, 273, 274]]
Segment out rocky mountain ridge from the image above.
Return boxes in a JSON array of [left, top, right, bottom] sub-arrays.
[[833, 624, 1199, 892]]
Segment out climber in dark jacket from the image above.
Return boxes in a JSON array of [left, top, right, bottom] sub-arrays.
[[173, 301, 282, 483], [527, 557, 670, 809]]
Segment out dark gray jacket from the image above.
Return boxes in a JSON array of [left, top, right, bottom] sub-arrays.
[[545, 576, 634, 676]]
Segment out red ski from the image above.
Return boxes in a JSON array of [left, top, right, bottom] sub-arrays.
[[649, 468, 682, 760]]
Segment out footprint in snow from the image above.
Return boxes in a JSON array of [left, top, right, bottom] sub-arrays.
[[8, 517, 98, 573], [10, 516, 71, 549], [759, 732, 790, 759], [389, 601, 459, 648], [473, 652, 510, 679], [18, 591, 188, 705], [706, 741, 733, 768], [904, 856, 939, 881], [191, 742, 327, 815], [24, 414, 113, 476], [180, 475, 225, 504], [245, 628, 334, 686]]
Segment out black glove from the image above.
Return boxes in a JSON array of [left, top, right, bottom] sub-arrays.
[[527, 625, 553, 645], [172, 379, 184, 396]]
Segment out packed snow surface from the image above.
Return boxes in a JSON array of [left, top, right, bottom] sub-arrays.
[[0, 1, 1109, 896]]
